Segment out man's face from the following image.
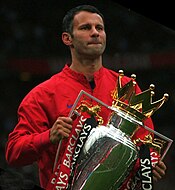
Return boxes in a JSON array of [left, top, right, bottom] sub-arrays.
[[71, 11, 106, 58]]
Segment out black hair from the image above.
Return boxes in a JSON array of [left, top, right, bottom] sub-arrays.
[[62, 5, 104, 35]]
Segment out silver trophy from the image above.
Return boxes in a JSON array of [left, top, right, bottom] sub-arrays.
[[54, 71, 173, 190]]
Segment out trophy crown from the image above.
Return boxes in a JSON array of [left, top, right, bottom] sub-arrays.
[[111, 70, 169, 121]]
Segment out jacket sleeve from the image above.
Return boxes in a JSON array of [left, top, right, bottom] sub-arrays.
[[5, 88, 53, 166]]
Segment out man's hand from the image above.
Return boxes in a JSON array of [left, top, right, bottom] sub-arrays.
[[153, 161, 167, 182], [50, 117, 73, 144]]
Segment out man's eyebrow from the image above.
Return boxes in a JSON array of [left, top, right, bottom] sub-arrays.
[[79, 23, 104, 27], [78, 23, 91, 28]]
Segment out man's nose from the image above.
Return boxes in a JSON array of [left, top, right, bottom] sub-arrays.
[[90, 27, 99, 37]]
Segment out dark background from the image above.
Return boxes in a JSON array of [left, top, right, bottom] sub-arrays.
[[0, 1, 174, 189]]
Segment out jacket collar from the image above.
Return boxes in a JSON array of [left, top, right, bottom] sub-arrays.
[[63, 64, 105, 83]]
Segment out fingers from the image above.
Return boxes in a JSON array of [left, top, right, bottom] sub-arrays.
[[153, 161, 167, 182], [50, 117, 73, 144]]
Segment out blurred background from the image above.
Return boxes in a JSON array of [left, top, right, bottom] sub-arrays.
[[0, 0, 174, 189]]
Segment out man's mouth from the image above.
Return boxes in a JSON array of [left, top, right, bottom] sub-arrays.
[[88, 42, 101, 45]]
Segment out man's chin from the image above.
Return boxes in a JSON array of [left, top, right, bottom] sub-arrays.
[[85, 52, 103, 59], [88, 47, 105, 55]]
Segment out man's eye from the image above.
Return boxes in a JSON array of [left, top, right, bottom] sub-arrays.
[[81, 26, 90, 30], [96, 26, 103, 31]]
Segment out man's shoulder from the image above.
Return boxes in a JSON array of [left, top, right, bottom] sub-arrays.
[[103, 67, 132, 82], [102, 67, 118, 78]]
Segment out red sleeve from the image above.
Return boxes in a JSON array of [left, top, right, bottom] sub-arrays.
[[5, 88, 53, 166]]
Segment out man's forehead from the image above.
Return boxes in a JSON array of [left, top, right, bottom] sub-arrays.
[[73, 11, 104, 26]]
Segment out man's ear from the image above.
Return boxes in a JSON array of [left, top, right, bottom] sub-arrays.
[[62, 32, 72, 46]]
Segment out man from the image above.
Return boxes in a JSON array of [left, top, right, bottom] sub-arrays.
[[6, 5, 166, 189]]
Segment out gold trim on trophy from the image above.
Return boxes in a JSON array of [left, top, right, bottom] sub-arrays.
[[76, 101, 104, 124], [133, 134, 167, 155], [111, 70, 169, 121]]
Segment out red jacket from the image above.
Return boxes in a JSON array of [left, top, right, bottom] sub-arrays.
[[5, 65, 154, 189]]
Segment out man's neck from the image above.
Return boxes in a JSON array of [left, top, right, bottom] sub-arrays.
[[70, 58, 102, 81]]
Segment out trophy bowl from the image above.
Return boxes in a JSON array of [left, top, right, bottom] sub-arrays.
[[70, 122, 138, 190]]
